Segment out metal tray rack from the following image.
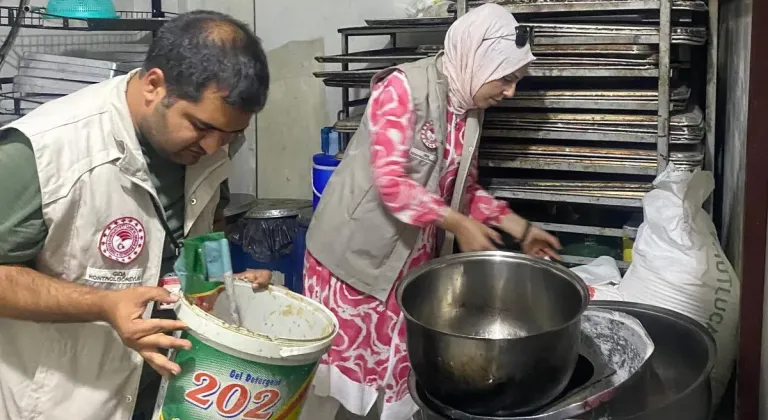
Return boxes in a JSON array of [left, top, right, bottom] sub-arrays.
[[0, 1, 170, 122], [319, 0, 716, 269], [465, 0, 714, 268]]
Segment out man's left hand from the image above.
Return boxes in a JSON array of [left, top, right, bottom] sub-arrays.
[[235, 269, 272, 290]]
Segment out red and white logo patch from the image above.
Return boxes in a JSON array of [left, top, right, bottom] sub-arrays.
[[419, 120, 438, 149], [99, 217, 146, 264]]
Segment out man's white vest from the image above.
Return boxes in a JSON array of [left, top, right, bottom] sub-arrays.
[[0, 71, 231, 420]]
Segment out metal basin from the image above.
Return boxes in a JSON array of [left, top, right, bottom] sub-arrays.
[[584, 301, 716, 420], [396, 251, 589, 416]]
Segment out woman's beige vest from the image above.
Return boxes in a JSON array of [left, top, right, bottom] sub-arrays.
[[0, 71, 230, 420], [306, 56, 483, 301]]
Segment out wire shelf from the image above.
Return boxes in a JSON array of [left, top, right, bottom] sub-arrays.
[[0, 7, 174, 31]]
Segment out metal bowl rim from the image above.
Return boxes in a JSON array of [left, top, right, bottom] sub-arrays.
[[395, 251, 590, 341], [589, 300, 717, 412]]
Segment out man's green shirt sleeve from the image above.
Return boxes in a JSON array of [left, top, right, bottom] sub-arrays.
[[0, 129, 47, 265]]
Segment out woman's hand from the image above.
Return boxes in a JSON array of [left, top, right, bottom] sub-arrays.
[[441, 210, 502, 252], [520, 226, 562, 260], [498, 213, 562, 260]]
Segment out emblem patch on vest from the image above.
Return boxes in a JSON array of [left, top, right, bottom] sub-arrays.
[[99, 217, 146, 264], [420, 120, 438, 149]]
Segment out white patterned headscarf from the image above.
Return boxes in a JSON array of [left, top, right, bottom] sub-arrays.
[[442, 3, 536, 114]]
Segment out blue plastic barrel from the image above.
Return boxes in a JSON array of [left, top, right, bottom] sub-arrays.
[[312, 153, 341, 210]]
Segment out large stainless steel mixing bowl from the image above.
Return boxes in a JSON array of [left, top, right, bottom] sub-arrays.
[[396, 251, 590, 416], [585, 301, 716, 420]]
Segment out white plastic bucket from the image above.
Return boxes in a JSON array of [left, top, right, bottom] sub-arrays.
[[152, 281, 338, 420]]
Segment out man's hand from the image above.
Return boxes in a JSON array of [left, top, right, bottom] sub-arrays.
[[235, 269, 272, 290], [101, 287, 191, 377]]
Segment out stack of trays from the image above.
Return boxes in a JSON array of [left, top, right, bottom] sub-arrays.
[[5, 47, 145, 114]]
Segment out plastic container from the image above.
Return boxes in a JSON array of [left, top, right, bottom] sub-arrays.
[[228, 199, 312, 294], [45, 0, 119, 19], [312, 153, 341, 210], [320, 127, 340, 155], [622, 214, 642, 263], [152, 281, 338, 420]]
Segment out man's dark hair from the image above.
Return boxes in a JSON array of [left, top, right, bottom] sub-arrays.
[[143, 10, 269, 113]]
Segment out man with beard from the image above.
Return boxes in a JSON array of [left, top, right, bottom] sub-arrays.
[[0, 10, 270, 420]]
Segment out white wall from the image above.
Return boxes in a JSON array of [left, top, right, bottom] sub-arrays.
[[251, 0, 403, 199]]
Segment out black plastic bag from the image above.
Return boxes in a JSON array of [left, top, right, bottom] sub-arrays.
[[228, 216, 299, 262]]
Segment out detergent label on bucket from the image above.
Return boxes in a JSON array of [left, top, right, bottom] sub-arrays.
[[159, 334, 318, 420]]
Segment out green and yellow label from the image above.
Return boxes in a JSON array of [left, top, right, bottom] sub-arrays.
[[159, 333, 317, 420]]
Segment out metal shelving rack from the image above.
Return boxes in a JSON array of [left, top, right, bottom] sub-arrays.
[[0, 1, 170, 32], [0, 1, 173, 117], [315, 0, 716, 269]]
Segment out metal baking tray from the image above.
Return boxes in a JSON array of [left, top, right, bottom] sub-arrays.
[[466, 0, 707, 13], [484, 179, 652, 192], [71, 51, 145, 67], [322, 79, 371, 89], [534, 44, 657, 55], [317, 44, 665, 65], [499, 86, 690, 111], [329, 107, 703, 140], [314, 68, 384, 80], [478, 144, 702, 174], [315, 66, 671, 81], [483, 178, 651, 207], [480, 143, 702, 162], [365, 17, 454, 26], [18, 67, 112, 84], [13, 76, 92, 95], [19, 58, 123, 79], [22, 52, 133, 73], [519, 12, 694, 24], [0, 92, 61, 113], [525, 23, 706, 45], [482, 106, 704, 144], [359, 18, 706, 46], [316, 48, 436, 64]]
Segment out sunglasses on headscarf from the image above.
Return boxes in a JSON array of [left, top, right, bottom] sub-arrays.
[[483, 25, 534, 48]]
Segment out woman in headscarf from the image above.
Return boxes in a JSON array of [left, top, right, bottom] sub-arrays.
[[302, 4, 561, 419]]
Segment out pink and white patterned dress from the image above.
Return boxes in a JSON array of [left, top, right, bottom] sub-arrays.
[[303, 71, 511, 420]]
